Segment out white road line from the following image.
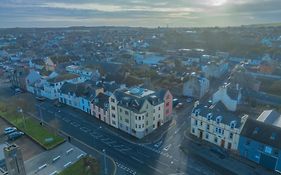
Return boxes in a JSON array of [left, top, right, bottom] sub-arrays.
[[155, 159, 170, 167], [130, 156, 144, 164], [147, 165, 164, 174]]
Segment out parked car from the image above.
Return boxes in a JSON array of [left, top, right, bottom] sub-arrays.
[[154, 140, 163, 148], [14, 88, 23, 95], [4, 127, 17, 135], [36, 96, 46, 101], [172, 98, 179, 107], [175, 103, 183, 109], [54, 100, 62, 107], [186, 97, 193, 103], [8, 131, 24, 141]]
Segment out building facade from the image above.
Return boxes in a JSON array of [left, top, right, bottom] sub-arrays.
[[109, 87, 173, 138], [238, 110, 281, 173], [190, 101, 248, 150], [4, 144, 26, 175]]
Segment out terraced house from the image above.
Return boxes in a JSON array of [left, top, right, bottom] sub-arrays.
[[109, 87, 173, 138], [59, 81, 104, 114], [191, 101, 248, 150]]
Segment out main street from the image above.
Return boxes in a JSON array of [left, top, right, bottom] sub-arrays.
[[35, 100, 219, 175]]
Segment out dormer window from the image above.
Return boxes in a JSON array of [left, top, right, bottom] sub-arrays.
[[207, 113, 212, 120], [253, 127, 260, 135], [230, 120, 237, 129], [195, 109, 200, 116], [270, 132, 276, 140], [216, 116, 222, 124]]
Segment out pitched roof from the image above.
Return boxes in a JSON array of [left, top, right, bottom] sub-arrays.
[[241, 118, 281, 149], [193, 101, 243, 128], [60, 81, 102, 99], [92, 93, 110, 109], [48, 73, 79, 83], [257, 110, 281, 128], [113, 88, 166, 113]]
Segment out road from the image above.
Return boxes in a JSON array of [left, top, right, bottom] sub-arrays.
[[35, 100, 219, 175]]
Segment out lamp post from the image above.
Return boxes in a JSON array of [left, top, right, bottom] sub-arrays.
[[17, 107, 25, 130], [102, 149, 108, 175]]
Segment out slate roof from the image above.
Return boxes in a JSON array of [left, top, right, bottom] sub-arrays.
[[227, 87, 240, 100], [113, 87, 166, 113], [48, 73, 79, 83], [257, 110, 281, 128], [241, 118, 281, 149], [193, 101, 243, 128], [60, 80, 102, 99], [92, 93, 110, 109]]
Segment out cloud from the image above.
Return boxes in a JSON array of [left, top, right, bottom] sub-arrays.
[[0, 0, 280, 27]]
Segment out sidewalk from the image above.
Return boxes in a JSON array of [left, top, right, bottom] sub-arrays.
[[69, 106, 177, 145], [182, 131, 276, 175]]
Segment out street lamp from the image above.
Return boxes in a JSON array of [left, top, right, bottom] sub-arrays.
[[102, 149, 108, 175], [17, 107, 26, 130]]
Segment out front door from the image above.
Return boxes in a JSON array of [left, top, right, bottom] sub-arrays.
[[221, 139, 225, 148], [199, 130, 203, 139]]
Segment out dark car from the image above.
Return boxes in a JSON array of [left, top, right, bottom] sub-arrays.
[[8, 131, 24, 141]]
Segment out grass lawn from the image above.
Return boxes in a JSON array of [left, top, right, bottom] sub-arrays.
[[60, 156, 100, 175], [0, 102, 64, 150]]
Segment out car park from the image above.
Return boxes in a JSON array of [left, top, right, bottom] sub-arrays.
[[4, 127, 17, 135]]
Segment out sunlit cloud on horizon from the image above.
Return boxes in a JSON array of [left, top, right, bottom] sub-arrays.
[[0, 0, 280, 28]]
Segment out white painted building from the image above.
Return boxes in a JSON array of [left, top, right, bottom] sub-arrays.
[[190, 101, 248, 150], [183, 73, 209, 99], [212, 83, 241, 112]]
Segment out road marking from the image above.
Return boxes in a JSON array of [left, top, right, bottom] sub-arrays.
[[130, 156, 144, 164], [155, 159, 170, 167], [147, 165, 164, 174], [115, 162, 137, 175]]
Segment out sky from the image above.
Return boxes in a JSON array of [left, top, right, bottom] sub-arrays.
[[0, 0, 281, 28]]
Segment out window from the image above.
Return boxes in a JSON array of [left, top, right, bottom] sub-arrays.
[[153, 124, 155, 129], [125, 111, 129, 115], [230, 121, 236, 129], [153, 109, 155, 113], [153, 117, 155, 121], [112, 114, 116, 118], [229, 132, 233, 139], [111, 98, 115, 103], [135, 116, 137, 120], [142, 124, 144, 128], [112, 121, 116, 125], [246, 139, 251, 146], [120, 109, 123, 112], [142, 116, 144, 120], [146, 121, 148, 126], [158, 114, 160, 118], [194, 120, 198, 126], [111, 106, 115, 110], [139, 125, 141, 129], [120, 116, 123, 121], [192, 128, 195, 133], [125, 119, 129, 123], [135, 124, 137, 128], [214, 137, 218, 143], [200, 121, 203, 126], [207, 113, 212, 120], [139, 116, 141, 120], [206, 124, 210, 130], [166, 102, 169, 106], [205, 133, 209, 139], [227, 142, 232, 149], [158, 107, 161, 111]]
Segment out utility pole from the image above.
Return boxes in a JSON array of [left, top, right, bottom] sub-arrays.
[[102, 149, 108, 175], [17, 108, 25, 130]]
